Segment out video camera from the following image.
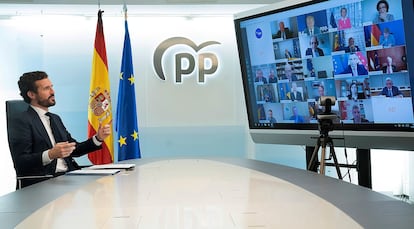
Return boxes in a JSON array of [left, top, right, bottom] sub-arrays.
[[317, 96, 337, 135]]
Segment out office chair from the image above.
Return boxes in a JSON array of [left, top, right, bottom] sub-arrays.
[[5, 100, 52, 189]]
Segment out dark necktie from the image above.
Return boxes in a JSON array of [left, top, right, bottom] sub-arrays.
[[46, 112, 63, 143]]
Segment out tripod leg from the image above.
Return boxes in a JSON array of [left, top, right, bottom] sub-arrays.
[[329, 142, 342, 180], [307, 143, 320, 171], [320, 146, 326, 175]]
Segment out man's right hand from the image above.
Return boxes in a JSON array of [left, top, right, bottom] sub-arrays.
[[48, 142, 76, 159]]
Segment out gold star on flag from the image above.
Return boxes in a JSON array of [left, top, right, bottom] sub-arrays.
[[118, 135, 127, 147], [131, 130, 139, 141], [120, 72, 124, 80], [128, 74, 135, 85]]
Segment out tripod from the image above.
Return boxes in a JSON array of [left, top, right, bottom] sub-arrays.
[[307, 119, 342, 179]]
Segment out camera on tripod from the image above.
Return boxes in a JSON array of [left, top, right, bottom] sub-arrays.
[[317, 96, 337, 135]]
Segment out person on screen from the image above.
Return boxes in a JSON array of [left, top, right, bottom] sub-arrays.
[[373, 0, 394, 24], [379, 28, 395, 47], [254, 69, 268, 84], [348, 82, 365, 100], [303, 15, 321, 36], [287, 82, 303, 101], [338, 7, 351, 30], [274, 21, 293, 40], [305, 36, 324, 57], [289, 106, 305, 123], [351, 105, 369, 123], [11, 71, 111, 188], [344, 37, 360, 53], [381, 56, 397, 74], [285, 49, 293, 59], [267, 109, 277, 124], [283, 63, 298, 82], [268, 69, 278, 83], [341, 53, 368, 76], [380, 77, 402, 97], [315, 84, 325, 102]]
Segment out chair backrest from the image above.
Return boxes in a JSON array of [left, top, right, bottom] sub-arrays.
[[6, 100, 29, 151]]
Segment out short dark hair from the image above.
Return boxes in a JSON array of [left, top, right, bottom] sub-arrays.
[[18, 71, 49, 103], [376, 0, 389, 12]]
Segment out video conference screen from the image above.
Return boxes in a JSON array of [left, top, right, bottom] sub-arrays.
[[235, 0, 414, 131]]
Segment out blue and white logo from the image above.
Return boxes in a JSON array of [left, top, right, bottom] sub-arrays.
[[255, 28, 263, 39]]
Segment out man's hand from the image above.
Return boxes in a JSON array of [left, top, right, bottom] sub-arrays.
[[48, 142, 76, 159], [96, 123, 111, 142]]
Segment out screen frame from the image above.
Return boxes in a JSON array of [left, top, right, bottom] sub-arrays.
[[234, 0, 414, 150]]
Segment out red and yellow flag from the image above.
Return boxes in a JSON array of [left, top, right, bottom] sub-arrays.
[[87, 10, 114, 164], [371, 24, 381, 46]]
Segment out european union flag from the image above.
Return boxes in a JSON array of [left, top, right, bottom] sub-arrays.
[[116, 18, 141, 160]]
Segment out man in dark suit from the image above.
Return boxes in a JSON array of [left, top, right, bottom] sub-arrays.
[[10, 71, 111, 188], [381, 56, 397, 74], [305, 36, 324, 57], [274, 21, 293, 39], [380, 77, 402, 97]]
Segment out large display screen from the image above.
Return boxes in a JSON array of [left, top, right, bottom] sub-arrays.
[[235, 0, 414, 139]]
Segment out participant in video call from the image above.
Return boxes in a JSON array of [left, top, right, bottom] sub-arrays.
[[373, 0, 394, 24], [380, 77, 402, 97], [268, 69, 278, 83], [351, 105, 369, 123], [254, 69, 268, 84], [348, 82, 365, 100], [338, 7, 351, 30], [283, 63, 298, 82], [284, 49, 293, 59], [287, 82, 303, 101], [289, 106, 305, 123], [381, 56, 397, 74], [344, 37, 360, 53], [274, 21, 293, 40], [303, 15, 321, 36], [305, 36, 324, 57], [267, 109, 277, 124], [379, 27, 395, 47], [341, 53, 368, 76]]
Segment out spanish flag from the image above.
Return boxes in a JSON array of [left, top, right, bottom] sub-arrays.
[[87, 10, 114, 164]]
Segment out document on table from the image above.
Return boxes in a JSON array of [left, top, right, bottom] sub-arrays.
[[67, 169, 121, 175], [86, 163, 136, 170]]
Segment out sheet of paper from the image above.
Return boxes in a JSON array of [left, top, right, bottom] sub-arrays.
[[86, 163, 136, 170], [67, 169, 121, 175]]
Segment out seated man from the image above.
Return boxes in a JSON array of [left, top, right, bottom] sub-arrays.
[[274, 21, 293, 39], [381, 56, 397, 74], [10, 71, 111, 188], [351, 105, 369, 123], [305, 36, 324, 57], [380, 77, 402, 97], [287, 82, 303, 101]]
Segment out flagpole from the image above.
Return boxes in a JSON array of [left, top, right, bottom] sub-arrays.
[[123, 1, 127, 20]]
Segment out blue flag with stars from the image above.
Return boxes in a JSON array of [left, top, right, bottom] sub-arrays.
[[116, 19, 141, 160]]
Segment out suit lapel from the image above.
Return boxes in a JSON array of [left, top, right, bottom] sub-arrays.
[[28, 107, 53, 148]]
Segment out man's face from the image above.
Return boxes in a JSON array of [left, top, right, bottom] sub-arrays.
[[386, 80, 393, 89], [256, 70, 263, 78], [311, 37, 318, 49], [318, 86, 324, 96], [306, 16, 314, 28], [30, 78, 56, 109], [352, 108, 361, 122], [268, 110, 273, 118]]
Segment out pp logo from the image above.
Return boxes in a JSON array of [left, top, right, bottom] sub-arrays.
[[153, 37, 220, 84]]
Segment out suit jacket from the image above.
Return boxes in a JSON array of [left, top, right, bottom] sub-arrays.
[[380, 86, 402, 97], [303, 27, 321, 36], [341, 64, 368, 76], [10, 106, 101, 187], [274, 28, 293, 39], [305, 47, 324, 57]]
